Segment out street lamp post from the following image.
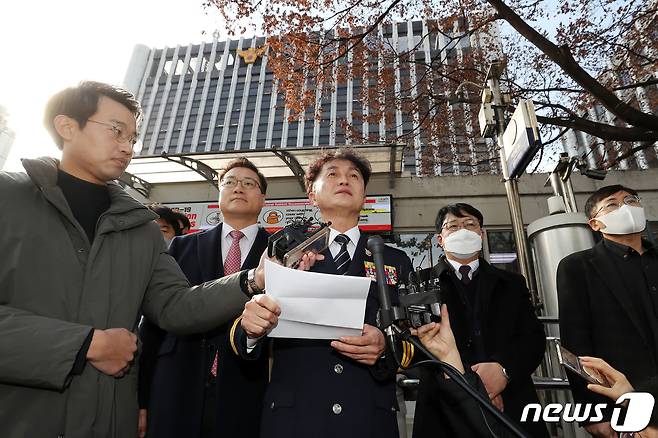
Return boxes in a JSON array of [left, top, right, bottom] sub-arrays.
[[484, 62, 539, 306]]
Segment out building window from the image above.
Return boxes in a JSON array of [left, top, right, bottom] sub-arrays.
[[486, 229, 519, 274]]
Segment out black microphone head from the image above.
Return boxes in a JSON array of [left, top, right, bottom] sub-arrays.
[[367, 235, 385, 253]]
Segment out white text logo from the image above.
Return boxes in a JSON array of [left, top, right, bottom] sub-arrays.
[[521, 393, 655, 433]]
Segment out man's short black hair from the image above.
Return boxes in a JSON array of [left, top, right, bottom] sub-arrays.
[[218, 157, 268, 194], [435, 203, 484, 231], [174, 211, 191, 231], [44, 81, 142, 150], [584, 184, 639, 218], [305, 148, 372, 194], [149, 204, 183, 236]]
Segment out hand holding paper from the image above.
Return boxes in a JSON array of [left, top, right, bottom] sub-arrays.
[[264, 259, 372, 340], [330, 323, 385, 365]]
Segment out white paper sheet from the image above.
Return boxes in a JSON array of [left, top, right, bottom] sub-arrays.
[[264, 258, 372, 339]]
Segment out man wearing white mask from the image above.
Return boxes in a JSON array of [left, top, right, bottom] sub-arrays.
[[412, 203, 548, 438], [558, 185, 658, 438]]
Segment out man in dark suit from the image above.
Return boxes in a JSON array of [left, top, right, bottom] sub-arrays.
[[138, 158, 270, 438], [558, 184, 658, 438], [235, 148, 414, 438], [412, 203, 548, 438]]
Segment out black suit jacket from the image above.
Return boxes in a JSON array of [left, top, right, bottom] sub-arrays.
[[138, 224, 270, 438], [557, 240, 658, 420], [413, 257, 549, 438], [235, 234, 413, 438]]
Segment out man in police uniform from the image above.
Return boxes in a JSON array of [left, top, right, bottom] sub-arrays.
[[236, 148, 414, 438]]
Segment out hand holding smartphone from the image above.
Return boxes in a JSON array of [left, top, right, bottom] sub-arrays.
[[557, 344, 606, 386]]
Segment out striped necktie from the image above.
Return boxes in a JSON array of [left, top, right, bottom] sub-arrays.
[[333, 234, 351, 275]]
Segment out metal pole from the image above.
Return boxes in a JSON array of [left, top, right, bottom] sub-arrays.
[[487, 71, 538, 305], [548, 173, 562, 198], [561, 174, 578, 213]]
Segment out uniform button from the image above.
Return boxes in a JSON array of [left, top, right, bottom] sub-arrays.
[[271, 401, 275, 409], [652, 286, 657, 292], [77, 248, 85, 253], [332, 403, 342, 414], [334, 364, 343, 374]]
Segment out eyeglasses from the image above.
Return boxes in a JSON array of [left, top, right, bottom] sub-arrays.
[[592, 194, 642, 218], [441, 219, 480, 233], [220, 177, 261, 191], [87, 119, 139, 147]]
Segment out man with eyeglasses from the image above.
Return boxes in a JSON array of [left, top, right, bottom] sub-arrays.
[[558, 184, 658, 438], [412, 203, 548, 438], [138, 158, 271, 438], [0, 82, 319, 438]]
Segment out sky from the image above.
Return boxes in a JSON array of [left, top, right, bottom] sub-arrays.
[[0, 0, 225, 172]]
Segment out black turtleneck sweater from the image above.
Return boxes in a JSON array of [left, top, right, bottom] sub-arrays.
[[56, 169, 110, 374], [57, 169, 111, 244]]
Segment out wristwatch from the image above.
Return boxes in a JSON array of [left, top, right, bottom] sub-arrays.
[[246, 268, 264, 296]]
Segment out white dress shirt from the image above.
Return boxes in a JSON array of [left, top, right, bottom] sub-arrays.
[[447, 258, 480, 281], [328, 226, 361, 260], [221, 222, 260, 267]]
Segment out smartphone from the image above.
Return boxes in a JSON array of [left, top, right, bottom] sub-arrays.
[[557, 344, 603, 385], [282, 226, 331, 268]]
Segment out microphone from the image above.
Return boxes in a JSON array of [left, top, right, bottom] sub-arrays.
[[366, 235, 398, 362]]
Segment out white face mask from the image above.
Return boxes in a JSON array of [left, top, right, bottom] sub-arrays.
[[442, 229, 483, 260], [595, 205, 646, 235]]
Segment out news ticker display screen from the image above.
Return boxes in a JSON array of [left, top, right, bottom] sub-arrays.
[[163, 195, 393, 233]]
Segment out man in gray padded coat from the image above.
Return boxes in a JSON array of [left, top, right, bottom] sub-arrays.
[[0, 81, 318, 438]]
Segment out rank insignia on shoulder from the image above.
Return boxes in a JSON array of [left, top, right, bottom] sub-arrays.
[[363, 261, 398, 285]]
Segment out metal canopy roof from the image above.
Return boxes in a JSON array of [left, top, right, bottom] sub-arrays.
[[122, 144, 405, 198]]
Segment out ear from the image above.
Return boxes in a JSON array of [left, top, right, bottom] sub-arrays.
[[588, 218, 604, 232], [256, 192, 266, 208], [53, 115, 77, 143], [436, 233, 444, 248], [308, 188, 317, 206]]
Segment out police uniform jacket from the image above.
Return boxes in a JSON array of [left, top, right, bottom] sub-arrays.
[[234, 234, 414, 438]]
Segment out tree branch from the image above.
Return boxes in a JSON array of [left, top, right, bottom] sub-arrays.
[[485, 0, 658, 131], [535, 115, 658, 143]]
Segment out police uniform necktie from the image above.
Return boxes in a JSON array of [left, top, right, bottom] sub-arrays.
[[333, 234, 351, 275], [211, 229, 244, 377], [459, 265, 472, 286]]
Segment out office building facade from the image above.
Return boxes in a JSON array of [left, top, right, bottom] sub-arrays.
[[124, 20, 502, 176]]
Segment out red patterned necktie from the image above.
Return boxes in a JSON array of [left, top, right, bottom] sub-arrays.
[[211, 229, 244, 377]]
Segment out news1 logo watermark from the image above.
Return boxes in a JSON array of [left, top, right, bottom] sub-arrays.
[[521, 393, 655, 432]]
